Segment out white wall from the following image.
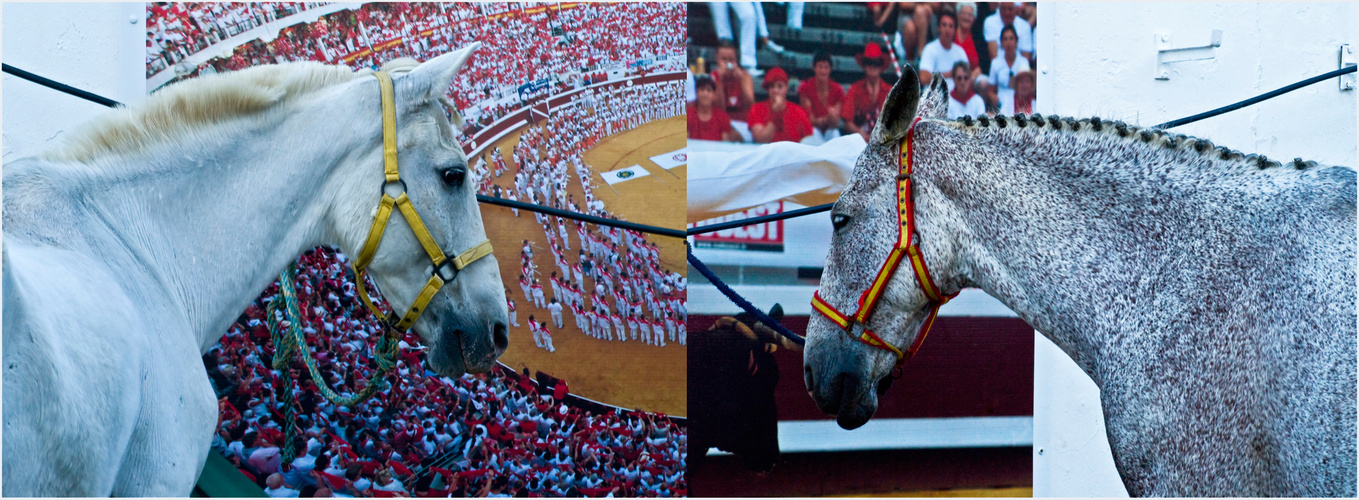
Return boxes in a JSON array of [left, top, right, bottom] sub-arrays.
[[1033, 3, 1357, 496], [3, 2, 146, 161]]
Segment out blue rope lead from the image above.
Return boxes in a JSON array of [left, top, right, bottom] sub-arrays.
[[687, 241, 805, 346]]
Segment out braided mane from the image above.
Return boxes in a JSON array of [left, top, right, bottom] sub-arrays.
[[940, 113, 1322, 171]]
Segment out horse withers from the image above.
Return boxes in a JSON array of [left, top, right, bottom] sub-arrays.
[[3, 44, 508, 496], [803, 64, 1355, 496]]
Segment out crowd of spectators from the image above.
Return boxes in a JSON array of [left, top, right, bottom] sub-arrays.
[[184, 3, 689, 496], [689, 2, 1038, 145], [476, 80, 688, 357], [149, 2, 686, 145], [146, 2, 328, 77], [207, 244, 685, 497]]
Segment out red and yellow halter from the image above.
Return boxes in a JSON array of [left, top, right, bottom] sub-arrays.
[[811, 118, 957, 370]]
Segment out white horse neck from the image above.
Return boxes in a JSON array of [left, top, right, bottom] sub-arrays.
[[3, 93, 380, 352], [912, 117, 1356, 377]]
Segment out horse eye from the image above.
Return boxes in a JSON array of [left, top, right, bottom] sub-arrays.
[[441, 168, 466, 187], [832, 214, 850, 231]]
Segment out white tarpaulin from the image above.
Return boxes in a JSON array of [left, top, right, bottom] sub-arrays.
[[648, 149, 687, 170], [687, 134, 867, 221], [599, 165, 651, 185]]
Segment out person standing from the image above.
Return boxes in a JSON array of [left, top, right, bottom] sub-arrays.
[[529, 315, 543, 348], [531, 279, 546, 308], [540, 321, 556, 353], [548, 299, 564, 329]]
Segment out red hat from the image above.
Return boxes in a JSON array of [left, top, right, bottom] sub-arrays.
[[762, 67, 789, 88], [856, 43, 886, 66]]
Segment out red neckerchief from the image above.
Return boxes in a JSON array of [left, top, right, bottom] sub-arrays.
[[951, 86, 975, 105]]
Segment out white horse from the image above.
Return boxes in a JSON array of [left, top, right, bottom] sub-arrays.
[[804, 65, 1355, 496], [3, 44, 508, 496]]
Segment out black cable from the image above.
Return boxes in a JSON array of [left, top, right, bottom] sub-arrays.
[[476, 195, 685, 238], [1155, 65, 1357, 129], [2, 63, 123, 108], [686, 203, 834, 236]]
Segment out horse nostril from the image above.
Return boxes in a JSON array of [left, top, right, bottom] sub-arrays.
[[804, 365, 815, 393], [492, 322, 509, 353]]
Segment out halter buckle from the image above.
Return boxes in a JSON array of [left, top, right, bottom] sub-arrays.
[[381, 178, 409, 198], [432, 258, 460, 283], [840, 316, 860, 338]]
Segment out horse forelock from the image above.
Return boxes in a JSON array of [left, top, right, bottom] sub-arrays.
[[40, 62, 374, 164]]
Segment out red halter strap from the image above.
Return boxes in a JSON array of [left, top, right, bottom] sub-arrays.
[[811, 118, 957, 369]]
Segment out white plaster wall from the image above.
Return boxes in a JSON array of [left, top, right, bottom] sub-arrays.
[[1033, 3, 1357, 496], [3, 2, 146, 162]]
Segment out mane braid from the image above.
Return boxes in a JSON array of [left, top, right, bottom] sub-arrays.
[[931, 113, 1319, 173], [42, 62, 373, 164]]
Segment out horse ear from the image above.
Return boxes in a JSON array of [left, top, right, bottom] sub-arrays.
[[917, 74, 949, 120], [398, 42, 481, 103], [870, 65, 921, 145]]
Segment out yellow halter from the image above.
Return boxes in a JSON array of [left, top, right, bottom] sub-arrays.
[[351, 71, 494, 333]]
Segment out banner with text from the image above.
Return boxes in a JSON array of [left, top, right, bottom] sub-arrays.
[[689, 202, 784, 252]]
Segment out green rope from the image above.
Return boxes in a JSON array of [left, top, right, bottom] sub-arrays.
[[268, 262, 402, 463]]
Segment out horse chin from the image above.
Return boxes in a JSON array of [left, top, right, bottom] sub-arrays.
[[457, 326, 502, 374], [810, 370, 880, 430], [425, 308, 507, 376], [835, 379, 879, 430], [425, 335, 468, 378]]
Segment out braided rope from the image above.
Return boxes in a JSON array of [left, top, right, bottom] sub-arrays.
[[268, 262, 402, 462], [686, 241, 805, 345]]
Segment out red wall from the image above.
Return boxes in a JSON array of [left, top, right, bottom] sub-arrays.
[[688, 315, 1035, 419]]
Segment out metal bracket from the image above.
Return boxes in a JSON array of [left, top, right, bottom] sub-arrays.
[[1341, 44, 1355, 91], [1155, 30, 1223, 80]]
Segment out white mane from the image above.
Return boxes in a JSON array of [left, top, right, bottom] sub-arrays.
[[42, 61, 373, 164]]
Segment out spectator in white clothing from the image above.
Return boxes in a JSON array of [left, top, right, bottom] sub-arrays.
[[917, 9, 972, 90], [265, 473, 301, 498], [947, 62, 986, 119], [984, 3, 1033, 63], [988, 25, 1031, 93], [997, 69, 1036, 116]]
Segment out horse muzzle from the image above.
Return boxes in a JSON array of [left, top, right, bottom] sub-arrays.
[[804, 363, 881, 430]]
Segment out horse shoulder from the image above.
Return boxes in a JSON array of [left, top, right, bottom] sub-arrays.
[[3, 241, 147, 495]]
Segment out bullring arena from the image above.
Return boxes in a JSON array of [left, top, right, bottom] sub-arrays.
[[473, 76, 688, 417]]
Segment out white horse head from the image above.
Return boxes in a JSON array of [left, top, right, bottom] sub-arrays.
[[803, 66, 956, 430], [3, 44, 507, 495], [324, 45, 509, 375]]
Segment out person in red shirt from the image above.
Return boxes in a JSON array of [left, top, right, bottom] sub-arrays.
[[711, 41, 755, 125], [686, 76, 738, 141], [842, 43, 894, 141], [748, 67, 813, 144], [797, 51, 845, 142]]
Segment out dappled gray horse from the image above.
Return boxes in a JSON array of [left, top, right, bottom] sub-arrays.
[[804, 65, 1355, 496]]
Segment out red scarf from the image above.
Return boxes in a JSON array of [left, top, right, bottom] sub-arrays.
[[950, 86, 976, 106]]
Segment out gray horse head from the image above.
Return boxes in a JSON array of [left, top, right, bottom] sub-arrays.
[[803, 66, 963, 430]]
